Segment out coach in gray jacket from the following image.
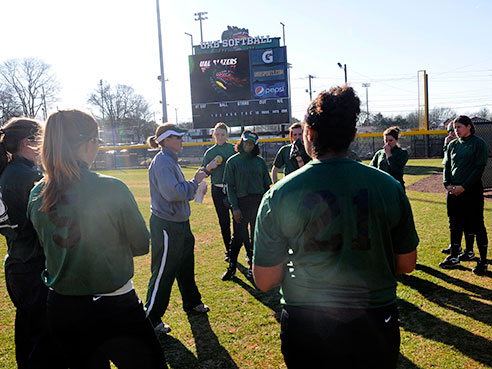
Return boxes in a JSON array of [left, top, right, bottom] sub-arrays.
[[144, 123, 210, 335]]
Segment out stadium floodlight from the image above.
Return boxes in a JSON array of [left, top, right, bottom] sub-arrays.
[[194, 12, 208, 43], [337, 62, 347, 84]]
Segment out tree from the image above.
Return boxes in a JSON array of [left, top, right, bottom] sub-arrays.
[[429, 106, 456, 125], [0, 58, 59, 118], [473, 107, 492, 121], [0, 84, 22, 125], [88, 81, 156, 144]]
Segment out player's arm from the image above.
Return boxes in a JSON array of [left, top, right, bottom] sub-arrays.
[[395, 249, 417, 274], [271, 166, 279, 184], [253, 262, 285, 292]]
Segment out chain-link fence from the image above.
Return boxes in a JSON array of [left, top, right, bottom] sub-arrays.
[[93, 127, 492, 189]]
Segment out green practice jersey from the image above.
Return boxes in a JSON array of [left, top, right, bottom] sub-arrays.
[[223, 152, 272, 211], [370, 146, 408, 188], [28, 162, 149, 295], [443, 134, 489, 189], [201, 143, 236, 185], [254, 158, 419, 308], [273, 144, 311, 176]]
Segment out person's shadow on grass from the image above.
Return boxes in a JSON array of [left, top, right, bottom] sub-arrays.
[[398, 298, 492, 367], [398, 271, 492, 327], [234, 263, 282, 322], [159, 314, 239, 369], [415, 263, 492, 297]]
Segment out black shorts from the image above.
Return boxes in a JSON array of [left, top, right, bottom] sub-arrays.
[[280, 303, 400, 369]]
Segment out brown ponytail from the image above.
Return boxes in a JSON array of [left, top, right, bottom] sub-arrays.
[[40, 109, 98, 211], [0, 118, 42, 175]]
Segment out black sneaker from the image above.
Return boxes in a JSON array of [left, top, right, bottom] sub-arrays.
[[472, 262, 488, 276], [246, 268, 253, 279], [441, 245, 462, 254], [458, 250, 475, 262], [221, 267, 236, 281], [153, 322, 171, 335], [439, 255, 460, 269]]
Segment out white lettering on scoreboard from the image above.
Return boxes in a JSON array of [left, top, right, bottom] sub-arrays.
[[200, 35, 273, 49]]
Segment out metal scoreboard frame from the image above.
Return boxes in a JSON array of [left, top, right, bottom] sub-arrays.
[[189, 42, 290, 129]]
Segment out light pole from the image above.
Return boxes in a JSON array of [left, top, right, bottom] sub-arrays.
[[307, 74, 316, 101], [280, 22, 286, 46], [175, 108, 178, 124], [337, 62, 347, 85], [362, 83, 370, 117], [156, 0, 168, 122], [194, 12, 208, 43], [184, 32, 194, 55]]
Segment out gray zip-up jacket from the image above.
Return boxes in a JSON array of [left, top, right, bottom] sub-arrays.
[[149, 147, 198, 222]]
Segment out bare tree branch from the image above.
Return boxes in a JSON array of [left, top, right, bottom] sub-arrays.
[[0, 58, 59, 118]]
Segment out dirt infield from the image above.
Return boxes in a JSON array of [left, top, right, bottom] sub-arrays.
[[407, 172, 492, 201]]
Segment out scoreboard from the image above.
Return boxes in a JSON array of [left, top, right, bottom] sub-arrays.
[[189, 46, 290, 128]]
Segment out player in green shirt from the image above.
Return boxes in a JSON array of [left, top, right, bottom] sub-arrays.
[[27, 110, 166, 368], [440, 115, 489, 275], [253, 86, 418, 369], [370, 126, 409, 189], [222, 130, 272, 280], [440, 121, 475, 257], [201, 123, 236, 261], [272, 123, 311, 183]]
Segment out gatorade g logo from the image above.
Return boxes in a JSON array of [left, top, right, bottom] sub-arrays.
[[262, 50, 273, 64], [255, 86, 265, 97]]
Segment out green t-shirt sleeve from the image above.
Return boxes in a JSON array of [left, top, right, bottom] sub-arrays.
[[443, 144, 451, 186], [262, 160, 272, 192], [369, 152, 379, 167], [116, 182, 150, 257], [462, 139, 489, 189], [387, 149, 408, 175], [253, 192, 289, 267], [391, 190, 419, 254], [223, 160, 239, 211], [273, 146, 286, 169]]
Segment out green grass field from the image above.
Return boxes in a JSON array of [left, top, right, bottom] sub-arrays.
[[1, 159, 491, 368]]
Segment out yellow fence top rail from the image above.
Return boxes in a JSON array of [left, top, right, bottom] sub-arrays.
[[99, 129, 447, 151]]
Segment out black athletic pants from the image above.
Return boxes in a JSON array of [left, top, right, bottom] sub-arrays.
[[211, 185, 232, 252], [47, 289, 166, 369], [447, 182, 488, 260], [5, 257, 64, 369], [280, 304, 400, 369], [229, 194, 263, 269]]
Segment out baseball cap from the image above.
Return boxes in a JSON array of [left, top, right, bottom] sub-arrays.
[[241, 131, 259, 144], [155, 123, 187, 143]]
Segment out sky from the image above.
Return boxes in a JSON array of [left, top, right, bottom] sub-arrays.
[[1, 0, 491, 125]]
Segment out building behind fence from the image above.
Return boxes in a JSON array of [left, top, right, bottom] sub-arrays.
[[94, 125, 492, 189]]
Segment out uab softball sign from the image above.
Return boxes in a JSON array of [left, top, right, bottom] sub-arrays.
[[189, 28, 290, 128]]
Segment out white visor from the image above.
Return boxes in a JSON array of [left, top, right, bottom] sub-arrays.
[[155, 130, 186, 143]]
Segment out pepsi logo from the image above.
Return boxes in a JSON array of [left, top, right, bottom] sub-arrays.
[[255, 86, 265, 96]]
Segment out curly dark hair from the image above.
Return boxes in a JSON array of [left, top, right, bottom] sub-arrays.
[[304, 86, 360, 156], [235, 130, 260, 156]]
